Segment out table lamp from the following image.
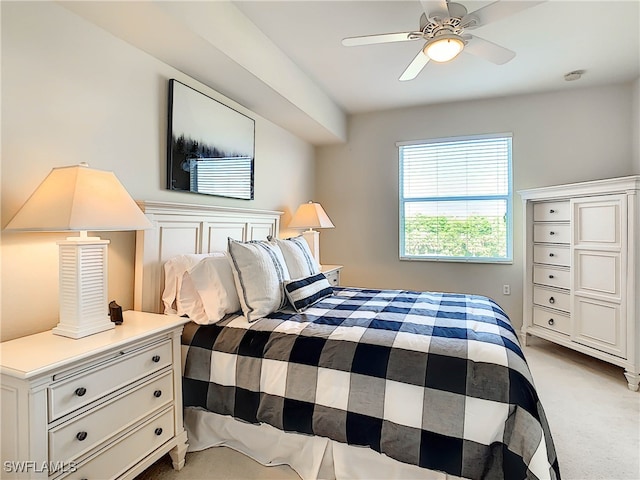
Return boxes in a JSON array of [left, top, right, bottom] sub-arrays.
[[4, 163, 153, 338], [288, 201, 334, 265]]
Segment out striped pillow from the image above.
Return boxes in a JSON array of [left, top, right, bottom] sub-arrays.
[[228, 238, 290, 322], [268, 235, 320, 279], [284, 273, 333, 312]]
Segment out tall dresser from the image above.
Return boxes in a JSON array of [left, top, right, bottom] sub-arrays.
[[519, 176, 640, 391]]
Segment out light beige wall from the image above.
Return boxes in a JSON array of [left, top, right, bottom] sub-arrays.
[[316, 83, 636, 327], [1, 2, 314, 341], [633, 78, 640, 174]]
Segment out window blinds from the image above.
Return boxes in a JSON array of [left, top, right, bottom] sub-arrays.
[[399, 134, 512, 262]]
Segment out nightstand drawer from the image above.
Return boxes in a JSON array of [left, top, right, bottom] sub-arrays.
[[66, 407, 175, 480], [320, 265, 342, 287], [49, 370, 173, 464], [49, 338, 172, 421], [324, 270, 340, 286]]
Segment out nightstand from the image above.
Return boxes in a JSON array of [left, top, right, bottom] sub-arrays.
[[321, 265, 343, 287], [0, 311, 189, 479]]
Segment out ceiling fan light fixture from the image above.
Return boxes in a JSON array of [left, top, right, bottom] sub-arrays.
[[423, 34, 465, 62]]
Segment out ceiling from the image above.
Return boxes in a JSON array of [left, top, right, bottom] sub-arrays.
[[62, 1, 639, 145]]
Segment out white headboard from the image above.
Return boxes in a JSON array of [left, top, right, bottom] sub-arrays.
[[134, 200, 282, 314]]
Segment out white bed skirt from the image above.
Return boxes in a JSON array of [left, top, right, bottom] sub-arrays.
[[184, 407, 458, 480]]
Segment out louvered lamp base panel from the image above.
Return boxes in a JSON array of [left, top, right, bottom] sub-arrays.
[[55, 241, 113, 339]]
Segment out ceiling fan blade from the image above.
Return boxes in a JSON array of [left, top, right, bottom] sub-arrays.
[[469, 1, 545, 27], [464, 34, 515, 65], [419, 0, 449, 18], [342, 32, 417, 47], [399, 50, 430, 81]]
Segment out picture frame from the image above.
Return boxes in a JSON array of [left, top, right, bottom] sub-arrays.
[[167, 79, 255, 200]]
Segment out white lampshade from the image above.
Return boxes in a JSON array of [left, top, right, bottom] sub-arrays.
[[5, 163, 152, 339], [288, 201, 334, 266], [6, 163, 153, 232], [288, 201, 335, 230], [423, 34, 465, 63]]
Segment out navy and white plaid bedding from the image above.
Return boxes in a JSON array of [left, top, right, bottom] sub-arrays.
[[182, 287, 560, 480]]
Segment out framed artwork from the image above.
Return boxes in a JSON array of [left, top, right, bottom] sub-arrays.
[[167, 79, 255, 200]]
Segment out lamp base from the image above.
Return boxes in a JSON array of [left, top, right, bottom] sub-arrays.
[[53, 318, 114, 339], [301, 229, 321, 266], [54, 237, 112, 339]]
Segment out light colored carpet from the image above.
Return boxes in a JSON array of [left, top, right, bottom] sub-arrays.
[[137, 336, 640, 479]]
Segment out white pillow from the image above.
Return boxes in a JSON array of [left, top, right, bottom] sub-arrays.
[[162, 252, 225, 315], [269, 235, 320, 279], [228, 238, 291, 322], [177, 271, 208, 324], [186, 255, 241, 324]]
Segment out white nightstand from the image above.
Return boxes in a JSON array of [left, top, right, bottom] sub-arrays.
[[0, 311, 189, 479], [321, 265, 343, 287]]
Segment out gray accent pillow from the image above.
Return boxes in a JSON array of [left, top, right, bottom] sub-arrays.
[[269, 235, 320, 279], [228, 238, 291, 322]]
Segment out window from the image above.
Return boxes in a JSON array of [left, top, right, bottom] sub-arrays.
[[398, 133, 512, 263]]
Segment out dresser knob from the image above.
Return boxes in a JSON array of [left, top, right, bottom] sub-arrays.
[[154, 390, 162, 398], [152, 355, 161, 363], [549, 231, 555, 235], [76, 431, 88, 441], [548, 318, 555, 326], [75, 387, 87, 397], [549, 253, 555, 257], [154, 428, 163, 436], [549, 275, 555, 279], [549, 297, 555, 304], [549, 209, 555, 213]]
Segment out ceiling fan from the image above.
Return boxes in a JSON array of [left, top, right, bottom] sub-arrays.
[[342, 0, 545, 81]]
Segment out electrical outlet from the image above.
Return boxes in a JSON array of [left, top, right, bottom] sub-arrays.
[[503, 284, 511, 295]]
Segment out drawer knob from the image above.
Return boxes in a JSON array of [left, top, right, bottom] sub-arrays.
[[76, 431, 88, 441], [75, 387, 87, 397], [152, 355, 161, 363], [549, 209, 555, 213], [549, 231, 555, 235], [548, 275, 555, 279], [154, 390, 162, 398], [154, 427, 163, 436], [549, 253, 555, 257], [548, 318, 555, 326], [549, 297, 555, 304]]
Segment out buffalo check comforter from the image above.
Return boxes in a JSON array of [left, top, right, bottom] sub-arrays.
[[182, 287, 560, 480]]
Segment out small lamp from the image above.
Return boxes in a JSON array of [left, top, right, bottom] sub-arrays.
[[4, 163, 153, 339], [288, 201, 334, 265]]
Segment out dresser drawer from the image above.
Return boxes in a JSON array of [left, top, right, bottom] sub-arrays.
[[533, 307, 570, 335], [533, 244, 570, 267], [65, 407, 175, 480], [533, 224, 571, 244], [49, 370, 173, 464], [533, 265, 571, 289], [533, 201, 570, 222], [49, 339, 172, 421], [533, 286, 571, 312]]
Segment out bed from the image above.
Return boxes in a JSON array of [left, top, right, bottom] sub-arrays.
[[134, 201, 560, 480]]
